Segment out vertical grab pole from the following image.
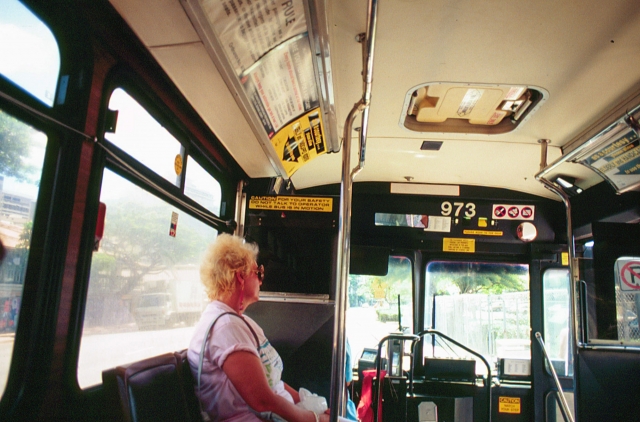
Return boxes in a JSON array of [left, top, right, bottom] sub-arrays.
[[330, 103, 363, 421], [330, 1, 379, 420], [535, 140, 579, 421]]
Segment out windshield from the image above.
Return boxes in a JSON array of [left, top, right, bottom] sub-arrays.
[[425, 261, 530, 374]]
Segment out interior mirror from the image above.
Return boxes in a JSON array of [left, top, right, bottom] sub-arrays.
[[516, 222, 537, 242]]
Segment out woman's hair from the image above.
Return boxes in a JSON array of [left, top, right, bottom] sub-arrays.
[[200, 234, 259, 300]]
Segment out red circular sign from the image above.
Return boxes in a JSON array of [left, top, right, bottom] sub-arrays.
[[521, 207, 533, 218], [508, 207, 520, 218], [621, 261, 640, 290], [494, 206, 506, 218]]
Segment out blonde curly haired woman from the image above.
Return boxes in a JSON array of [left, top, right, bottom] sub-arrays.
[[188, 234, 330, 422]]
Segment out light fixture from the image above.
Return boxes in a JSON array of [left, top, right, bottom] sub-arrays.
[[554, 176, 583, 195]]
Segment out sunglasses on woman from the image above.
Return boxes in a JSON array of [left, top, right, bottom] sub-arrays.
[[253, 265, 264, 281]]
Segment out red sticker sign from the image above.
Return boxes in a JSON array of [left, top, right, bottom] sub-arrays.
[[492, 204, 535, 220], [620, 261, 640, 291]]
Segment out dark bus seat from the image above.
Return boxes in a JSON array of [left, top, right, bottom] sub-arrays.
[[102, 351, 202, 422], [175, 349, 203, 422]]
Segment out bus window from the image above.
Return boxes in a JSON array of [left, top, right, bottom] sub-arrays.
[[542, 268, 572, 376], [346, 256, 413, 362], [184, 157, 222, 215], [77, 169, 217, 388], [0, 109, 47, 396], [424, 261, 530, 374], [0, 0, 60, 106], [105, 89, 184, 186]]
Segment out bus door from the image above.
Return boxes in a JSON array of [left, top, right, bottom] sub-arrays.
[[573, 222, 640, 422], [530, 244, 573, 422]]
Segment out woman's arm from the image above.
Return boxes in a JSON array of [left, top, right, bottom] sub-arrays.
[[284, 383, 301, 403], [223, 351, 327, 422]]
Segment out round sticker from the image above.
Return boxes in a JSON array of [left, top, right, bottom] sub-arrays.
[[174, 154, 183, 176]]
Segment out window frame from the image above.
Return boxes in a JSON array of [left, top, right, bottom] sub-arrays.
[[73, 71, 235, 389]]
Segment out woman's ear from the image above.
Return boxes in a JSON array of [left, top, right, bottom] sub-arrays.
[[235, 270, 245, 287]]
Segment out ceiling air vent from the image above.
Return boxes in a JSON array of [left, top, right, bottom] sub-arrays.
[[401, 82, 547, 135]]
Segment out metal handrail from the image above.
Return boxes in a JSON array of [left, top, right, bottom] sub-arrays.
[[372, 334, 420, 421], [418, 329, 493, 422], [329, 0, 379, 420], [535, 332, 575, 422]]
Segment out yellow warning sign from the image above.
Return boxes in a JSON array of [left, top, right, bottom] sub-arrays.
[[561, 252, 569, 266], [174, 154, 183, 176], [248, 195, 333, 212], [463, 230, 503, 237], [498, 396, 521, 414], [270, 108, 327, 177], [443, 238, 475, 253]]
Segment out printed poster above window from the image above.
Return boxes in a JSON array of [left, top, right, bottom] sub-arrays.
[[574, 119, 640, 194], [198, 0, 327, 177]]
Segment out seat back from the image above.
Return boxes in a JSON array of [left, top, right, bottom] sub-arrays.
[[102, 353, 193, 422], [175, 349, 203, 422]]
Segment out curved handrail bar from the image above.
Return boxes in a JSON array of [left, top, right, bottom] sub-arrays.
[[418, 329, 492, 422], [372, 334, 420, 422]]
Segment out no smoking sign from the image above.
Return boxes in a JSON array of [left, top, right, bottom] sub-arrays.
[[492, 204, 535, 221]]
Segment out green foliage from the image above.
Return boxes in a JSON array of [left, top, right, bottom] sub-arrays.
[[429, 262, 527, 295], [91, 198, 209, 296], [348, 256, 412, 308], [0, 110, 38, 182]]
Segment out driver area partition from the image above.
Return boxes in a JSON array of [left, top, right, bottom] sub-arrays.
[[244, 301, 335, 400]]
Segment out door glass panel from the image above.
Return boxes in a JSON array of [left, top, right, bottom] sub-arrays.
[[77, 169, 216, 388], [614, 257, 640, 344], [425, 261, 530, 375], [0, 109, 47, 396], [346, 256, 413, 363], [543, 268, 573, 376]]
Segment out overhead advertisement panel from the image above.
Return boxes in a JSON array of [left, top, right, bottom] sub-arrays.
[[198, 0, 327, 177], [575, 120, 640, 193]]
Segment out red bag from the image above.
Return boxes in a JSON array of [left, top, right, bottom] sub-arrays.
[[356, 369, 386, 422]]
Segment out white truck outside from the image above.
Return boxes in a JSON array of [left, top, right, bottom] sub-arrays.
[[134, 266, 206, 329]]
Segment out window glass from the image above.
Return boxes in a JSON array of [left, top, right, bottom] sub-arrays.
[[184, 157, 221, 214], [77, 169, 217, 388], [0, 0, 60, 106], [0, 108, 47, 396], [346, 256, 413, 364], [543, 268, 573, 376], [105, 89, 183, 185], [613, 257, 640, 344], [424, 261, 530, 375]]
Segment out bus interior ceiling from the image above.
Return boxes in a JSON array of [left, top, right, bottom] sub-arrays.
[[1, 0, 640, 421]]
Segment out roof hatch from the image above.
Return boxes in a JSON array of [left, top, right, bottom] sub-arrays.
[[401, 82, 547, 134]]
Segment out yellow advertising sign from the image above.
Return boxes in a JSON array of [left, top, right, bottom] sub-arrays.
[[498, 396, 521, 414], [248, 195, 333, 212], [443, 238, 475, 253], [463, 229, 503, 237], [270, 108, 327, 177]]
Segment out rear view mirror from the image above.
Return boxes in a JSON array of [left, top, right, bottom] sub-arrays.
[[349, 246, 390, 276]]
